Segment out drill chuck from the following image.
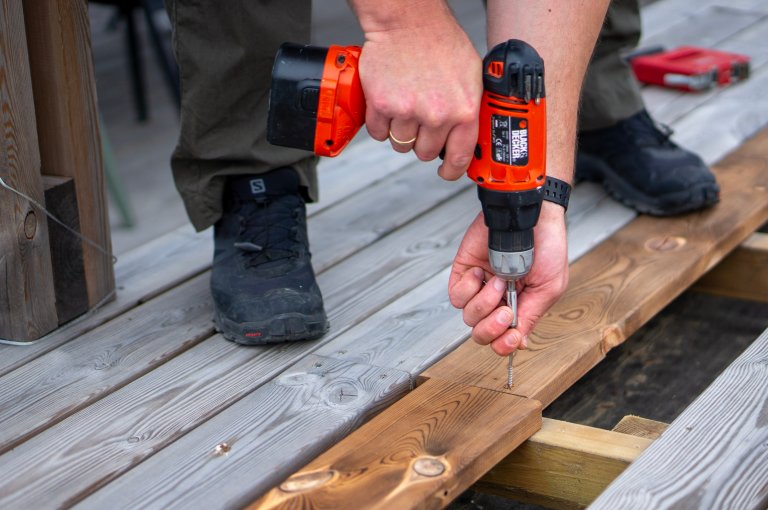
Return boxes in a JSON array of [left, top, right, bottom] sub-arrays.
[[478, 185, 543, 280], [489, 246, 533, 281]]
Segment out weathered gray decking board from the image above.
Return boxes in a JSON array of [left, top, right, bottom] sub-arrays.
[[1, 1, 767, 507], [590, 327, 768, 510]]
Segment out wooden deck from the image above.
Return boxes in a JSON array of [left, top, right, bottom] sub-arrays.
[[1, 0, 768, 508]]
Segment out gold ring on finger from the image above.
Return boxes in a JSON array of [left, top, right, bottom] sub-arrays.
[[389, 130, 417, 145]]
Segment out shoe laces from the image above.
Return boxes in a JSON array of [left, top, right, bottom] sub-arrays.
[[233, 195, 303, 267], [627, 110, 675, 147]]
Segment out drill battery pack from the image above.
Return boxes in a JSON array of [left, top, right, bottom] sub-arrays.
[[628, 46, 750, 92]]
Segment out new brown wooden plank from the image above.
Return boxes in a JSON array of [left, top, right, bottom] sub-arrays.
[[251, 379, 541, 510], [42, 176, 89, 324], [422, 126, 768, 407], [692, 232, 768, 302], [0, 0, 58, 341], [23, 0, 115, 307], [473, 418, 652, 509], [591, 328, 768, 509]]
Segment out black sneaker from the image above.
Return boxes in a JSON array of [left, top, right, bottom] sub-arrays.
[[211, 168, 329, 345], [576, 109, 720, 216]]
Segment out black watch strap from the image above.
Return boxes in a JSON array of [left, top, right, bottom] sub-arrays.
[[542, 176, 571, 211]]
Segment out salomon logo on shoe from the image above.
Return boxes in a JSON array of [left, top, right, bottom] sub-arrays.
[[250, 178, 266, 195]]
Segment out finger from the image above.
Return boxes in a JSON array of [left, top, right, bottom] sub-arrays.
[[462, 276, 507, 327], [388, 119, 419, 153], [365, 108, 390, 142], [412, 125, 449, 162], [490, 329, 525, 356], [448, 266, 484, 309], [438, 121, 478, 181], [471, 306, 515, 346]]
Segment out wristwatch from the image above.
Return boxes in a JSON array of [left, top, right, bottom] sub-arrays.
[[542, 176, 572, 211]]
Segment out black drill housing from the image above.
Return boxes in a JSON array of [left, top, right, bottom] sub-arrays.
[[478, 186, 543, 253], [267, 43, 327, 151]]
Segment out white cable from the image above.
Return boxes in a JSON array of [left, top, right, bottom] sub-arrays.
[[0, 176, 119, 345]]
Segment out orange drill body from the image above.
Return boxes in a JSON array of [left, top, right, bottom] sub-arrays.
[[469, 91, 546, 192], [314, 45, 365, 156]]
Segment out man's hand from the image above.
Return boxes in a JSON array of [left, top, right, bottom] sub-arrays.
[[349, 1, 482, 180], [448, 201, 569, 356]]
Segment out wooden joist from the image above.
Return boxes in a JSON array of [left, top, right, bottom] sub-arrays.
[[591, 328, 768, 509], [692, 232, 768, 302], [473, 418, 653, 510], [0, 0, 59, 341], [611, 415, 669, 440]]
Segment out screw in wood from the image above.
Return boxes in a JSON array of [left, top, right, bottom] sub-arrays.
[[413, 457, 446, 477], [213, 442, 231, 456], [506, 351, 516, 389]]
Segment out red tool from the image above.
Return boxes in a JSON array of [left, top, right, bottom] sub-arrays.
[[628, 46, 750, 92]]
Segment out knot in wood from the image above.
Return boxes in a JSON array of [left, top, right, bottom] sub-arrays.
[[277, 372, 321, 386], [279, 470, 335, 492], [412, 457, 446, 477], [23, 210, 37, 239], [645, 236, 687, 252], [325, 381, 361, 407]]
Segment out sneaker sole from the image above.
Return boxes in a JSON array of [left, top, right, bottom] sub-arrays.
[[214, 310, 329, 346], [576, 153, 720, 216]]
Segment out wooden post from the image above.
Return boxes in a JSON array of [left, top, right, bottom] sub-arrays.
[[22, 0, 115, 308], [0, 0, 59, 341]]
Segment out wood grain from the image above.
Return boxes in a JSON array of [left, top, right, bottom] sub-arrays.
[[251, 379, 541, 510], [42, 176, 89, 324], [474, 418, 652, 509], [318, 268, 470, 376], [309, 136, 420, 215], [309, 158, 469, 272], [0, 0, 58, 341], [591, 327, 768, 509], [78, 356, 412, 510], [692, 232, 768, 302], [23, 0, 115, 307], [0, 224, 211, 373], [612, 415, 669, 440], [0, 340, 345, 508], [422, 126, 768, 407], [0, 272, 214, 455]]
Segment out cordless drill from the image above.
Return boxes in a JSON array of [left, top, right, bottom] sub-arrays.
[[268, 40, 568, 386]]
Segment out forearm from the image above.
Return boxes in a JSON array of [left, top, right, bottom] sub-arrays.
[[347, 0, 454, 33], [487, 0, 610, 184]]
